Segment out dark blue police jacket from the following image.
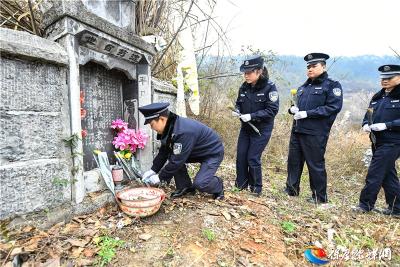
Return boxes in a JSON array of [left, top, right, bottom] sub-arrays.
[[151, 112, 224, 182], [362, 84, 400, 144], [236, 77, 279, 131], [291, 72, 343, 136]]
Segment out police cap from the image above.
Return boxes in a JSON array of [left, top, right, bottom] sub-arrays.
[[138, 102, 170, 124], [378, 64, 400, 79], [304, 53, 329, 65], [240, 56, 264, 72]]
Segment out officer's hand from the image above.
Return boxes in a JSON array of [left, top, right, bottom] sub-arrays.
[[370, 123, 387, 131], [240, 114, 251, 122], [143, 174, 160, 186], [289, 106, 299, 114], [362, 124, 371, 133], [294, 111, 307, 120], [232, 111, 240, 117], [142, 169, 155, 180]]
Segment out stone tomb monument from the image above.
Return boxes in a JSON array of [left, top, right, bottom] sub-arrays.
[[41, 0, 156, 203]]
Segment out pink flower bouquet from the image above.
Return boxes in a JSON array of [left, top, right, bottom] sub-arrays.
[[111, 119, 148, 159]]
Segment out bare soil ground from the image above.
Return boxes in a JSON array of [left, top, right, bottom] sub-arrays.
[[1, 162, 399, 266]]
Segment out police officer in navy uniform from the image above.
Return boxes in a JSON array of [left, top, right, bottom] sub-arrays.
[[285, 53, 343, 203], [139, 102, 225, 200], [353, 65, 400, 216], [233, 56, 279, 196]]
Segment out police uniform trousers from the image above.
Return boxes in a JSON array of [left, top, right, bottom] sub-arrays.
[[235, 126, 272, 192], [359, 143, 400, 212], [286, 133, 329, 202], [173, 151, 224, 194]]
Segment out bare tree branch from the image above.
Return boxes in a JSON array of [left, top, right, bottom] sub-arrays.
[[153, 0, 195, 70]]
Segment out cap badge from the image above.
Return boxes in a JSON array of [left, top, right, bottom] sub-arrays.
[[384, 66, 391, 71], [244, 60, 249, 66], [307, 54, 313, 60]]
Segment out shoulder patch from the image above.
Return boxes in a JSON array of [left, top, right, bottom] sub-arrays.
[[269, 91, 279, 102], [173, 143, 182, 155], [332, 88, 342, 97]]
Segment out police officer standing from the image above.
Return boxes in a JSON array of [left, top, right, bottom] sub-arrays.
[[139, 102, 225, 200], [285, 53, 343, 204], [353, 64, 400, 217], [233, 56, 279, 196]]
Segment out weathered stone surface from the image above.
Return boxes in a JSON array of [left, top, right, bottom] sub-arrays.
[[0, 112, 66, 164], [0, 160, 71, 220], [84, 169, 106, 193], [152, 78, 177, 113], [41, 0, 155, 55], [0, 28, 68, 65], [0, 57, 67, 112]]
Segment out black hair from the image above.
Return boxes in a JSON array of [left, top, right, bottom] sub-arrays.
[[153, 110, 170, 121], [261, 65, 269, 79]]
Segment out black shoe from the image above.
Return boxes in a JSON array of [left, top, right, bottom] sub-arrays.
[[284, 188, 298, 197], [376, 208, 400, 217], [250, 191, 262, 197], [307, 197, 328, 204], [170, 187, 196, 198], [250, 187, 262, 197], [213, 183, 224, 200], [351, 206, 370, 213], [213, 190, 224, 200]]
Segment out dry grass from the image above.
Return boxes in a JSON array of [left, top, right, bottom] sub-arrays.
[[198, 104, 400, 265]]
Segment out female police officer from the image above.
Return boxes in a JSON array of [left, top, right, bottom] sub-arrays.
[[232, 56, 279, 196], [353, 64, 400, 217]]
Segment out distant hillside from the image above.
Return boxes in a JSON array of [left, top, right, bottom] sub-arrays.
[[272, 55, 399, 93]]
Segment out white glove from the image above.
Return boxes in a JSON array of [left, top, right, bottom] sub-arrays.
[[370, 123, 387, 131], [142, 169, 155, 180], [294, 111, 307, 120], [290, 106, 299, 114], [232, 111, 240, 117], [143, 174, 160, 186], [362, 124, 371, 133], [240, 114, 251, 122]]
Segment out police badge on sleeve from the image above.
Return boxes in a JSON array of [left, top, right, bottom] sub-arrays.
[[333, 88, 342, 97], [269, 91, 279, 102], [173, 143, 182, 155]]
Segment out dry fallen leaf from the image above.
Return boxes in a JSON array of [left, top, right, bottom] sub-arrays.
[[71, 247, 84, 258], [23, 236, 42, 251], [40, 257, 60, 267], [10, 247, 23, 256], [254, 238, 264, 244], [76, 258, 95, 266], [139, 234, 152, 241], [0, 242, 14, 250], [222, 211, 231, 221], [22, 226, 34, 233], [66, 239, 89, 247], [83, 248, 95, 258], [62, 223, 80, 234]]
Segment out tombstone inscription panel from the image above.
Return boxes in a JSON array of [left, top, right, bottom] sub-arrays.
[[80, 62, 126, 170]]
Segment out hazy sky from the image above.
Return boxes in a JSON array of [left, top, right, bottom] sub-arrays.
[[212, 0, 400, 57]]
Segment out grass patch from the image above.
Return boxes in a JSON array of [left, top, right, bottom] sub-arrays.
[[94, 235, 125, 266], [281, 221, 296, 233], [202, 228, 216, 242]]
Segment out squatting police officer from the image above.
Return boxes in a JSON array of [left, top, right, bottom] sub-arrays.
[[285, 53, 343, 204], [233, 56, 279, 196], [353, 64, 400, 217], [139, 102, 225, 200]]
